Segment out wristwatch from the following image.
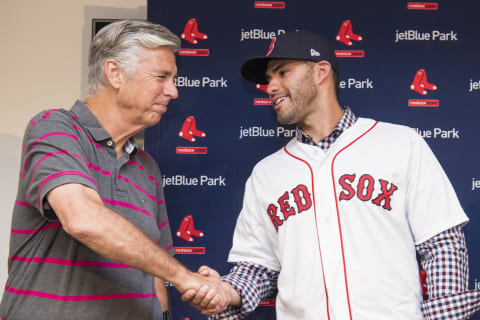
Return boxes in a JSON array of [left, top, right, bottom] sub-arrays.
[[163, 310, 172, 320]]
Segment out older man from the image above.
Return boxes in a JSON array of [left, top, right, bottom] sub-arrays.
[[0, 20, 226, 320]]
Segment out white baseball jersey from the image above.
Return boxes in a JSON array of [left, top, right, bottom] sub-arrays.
[[228, 118, 468, 320]]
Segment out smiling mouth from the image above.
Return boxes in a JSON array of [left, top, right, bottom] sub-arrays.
[[272, 96, 287, 109]]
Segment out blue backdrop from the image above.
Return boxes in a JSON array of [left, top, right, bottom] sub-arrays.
[[145, 1, 480, 319]]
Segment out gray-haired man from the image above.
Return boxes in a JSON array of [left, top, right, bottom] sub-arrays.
[[0, 20, 228, 320]]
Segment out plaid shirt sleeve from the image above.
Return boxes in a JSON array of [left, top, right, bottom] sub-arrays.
[[208, 262, 279, 320], [417, 225, 480, 319]]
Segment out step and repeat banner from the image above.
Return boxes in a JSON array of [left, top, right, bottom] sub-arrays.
[[145, 1, 480, 319]]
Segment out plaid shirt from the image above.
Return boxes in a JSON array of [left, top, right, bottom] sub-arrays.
[[210, 108, 480, 320]]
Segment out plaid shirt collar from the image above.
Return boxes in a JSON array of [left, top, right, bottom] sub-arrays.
[[296, 107, 357, 152]]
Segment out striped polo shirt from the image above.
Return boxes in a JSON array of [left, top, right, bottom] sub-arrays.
[[0, 100, 173, 319]]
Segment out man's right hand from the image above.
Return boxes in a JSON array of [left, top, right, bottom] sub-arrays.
[[181, 266, 241, 315]]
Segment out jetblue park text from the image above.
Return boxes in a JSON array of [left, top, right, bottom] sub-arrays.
[[395, 30, 458, 42], [162, 175, 226, 187], [239, 126, 296, 139], [240, 28, 285, 41]]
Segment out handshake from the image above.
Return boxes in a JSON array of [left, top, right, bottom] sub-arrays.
[[179, 266, 240, 315]]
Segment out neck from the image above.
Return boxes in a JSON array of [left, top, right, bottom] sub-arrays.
[[298, 96, 344, 143], [84, 91, 141, 156]]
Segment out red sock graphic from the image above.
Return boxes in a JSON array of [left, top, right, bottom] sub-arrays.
[[181, 18, 198, 44], [178, 116, 196, 142], [410, 69, 427, 95], [419, 70, 437, 91], [336, 20, 362, 46], [188, 116, 206, 138], [410, 69, 437, 95], [185, 215, 204, 237], [345, 20, 363, 41], [336, 20, 353, 46], [256, 84, 268, 93], [190, 18, 208, 40], [176, 216, 194, 242]]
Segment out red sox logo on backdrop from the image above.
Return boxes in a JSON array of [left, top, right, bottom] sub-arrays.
[[176, 116, 208, 155], [181, 18, 208, 44], [408, 68, 439, 107], [266, 174, 398, 230], [179, 18, 210, 56], [335, 20, 365, 58], [178, 116, 206, 142], [336, 20, 363, 46], [176, 215, 204, 242]]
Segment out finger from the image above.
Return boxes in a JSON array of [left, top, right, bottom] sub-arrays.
[[201, 308, 218, 315], [198, 265, 210, 276], [181, 289, 196, 302], [191, 285, 211, 305], [199, 288, 217, 308]]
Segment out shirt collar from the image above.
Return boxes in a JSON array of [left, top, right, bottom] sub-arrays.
[[70, 100, 138, 154], [296, 106, 357, 150]]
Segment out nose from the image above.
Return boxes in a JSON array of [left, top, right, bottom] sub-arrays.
[[165, 79, 178, 99], [266, 77, 279, 96]]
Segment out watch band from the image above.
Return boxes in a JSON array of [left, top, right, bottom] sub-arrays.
[[163, 310, 172, 320]]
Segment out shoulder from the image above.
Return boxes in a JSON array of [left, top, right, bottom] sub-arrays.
[[24, 108, 76, 141], [357, 117, 424, 144], [134, 149, 162, 175]]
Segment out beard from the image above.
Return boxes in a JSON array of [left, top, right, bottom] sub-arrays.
[[275, 68, 317, 125]]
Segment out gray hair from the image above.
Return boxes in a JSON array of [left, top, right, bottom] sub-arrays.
[[87, 19, 181, 95]]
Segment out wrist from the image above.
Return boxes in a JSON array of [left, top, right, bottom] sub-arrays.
[[224, 281, 241, 306]]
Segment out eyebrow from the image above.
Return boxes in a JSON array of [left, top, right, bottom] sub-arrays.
[[270, 62, 288, 74], [265, 61, 288, 81]]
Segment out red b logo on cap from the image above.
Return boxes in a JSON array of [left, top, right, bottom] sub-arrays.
[[266, 37, 276, 56]]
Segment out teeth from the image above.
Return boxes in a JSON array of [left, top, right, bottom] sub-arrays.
[[275, 97, 286, 105]]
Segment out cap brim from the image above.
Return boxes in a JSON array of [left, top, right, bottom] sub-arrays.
[[240, 57, 273, 84]]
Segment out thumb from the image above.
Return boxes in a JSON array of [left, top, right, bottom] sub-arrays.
[[198, 265, 211, 276]]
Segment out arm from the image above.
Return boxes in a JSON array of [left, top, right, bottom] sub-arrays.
[[47, 182, 228, 299], [417, 225, 480, 319], [416, 225, 468, 299]]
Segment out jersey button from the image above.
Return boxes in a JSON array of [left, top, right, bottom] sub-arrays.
[[107, 140, 114, 147]]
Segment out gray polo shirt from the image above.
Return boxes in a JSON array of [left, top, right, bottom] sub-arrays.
[[0, 100, 174, 320]]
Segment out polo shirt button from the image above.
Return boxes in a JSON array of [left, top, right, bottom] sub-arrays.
[[107, 140, 113, 147]]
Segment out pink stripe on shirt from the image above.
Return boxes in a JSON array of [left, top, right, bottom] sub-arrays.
[[128, 161, 145, 171], [5, 285, 155, 301], [102, 198, 155, 220], [42, 109, 58, 119], [117, 175, 159, 204], [27, 150, 69, 200], [11, 222, 61, 235], [9, 256, 130, 268], [24, 132, 79, 172], [15, 200, 30, 207], [36, 171, 97, 209], [158, 219, 169, 230]]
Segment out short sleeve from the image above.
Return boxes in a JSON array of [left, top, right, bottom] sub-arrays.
[[228, 173, 281, 272], [406, 132, 468, 244], [21, 110, 98, 220]]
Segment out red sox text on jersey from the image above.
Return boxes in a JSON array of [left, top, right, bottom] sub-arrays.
[[266, 173, 398, 230]]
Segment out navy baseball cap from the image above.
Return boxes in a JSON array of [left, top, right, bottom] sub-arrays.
[[240, 30, 338, 84]]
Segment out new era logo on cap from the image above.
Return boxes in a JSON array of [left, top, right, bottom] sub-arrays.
[[310, 48, 321, 57]]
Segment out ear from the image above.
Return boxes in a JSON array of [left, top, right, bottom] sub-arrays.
[[103, 59, 124, 90], [312, 61, 332, 86]]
